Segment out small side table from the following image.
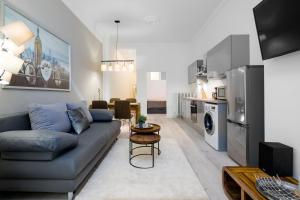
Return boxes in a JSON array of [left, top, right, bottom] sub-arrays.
[[129, 123, 161, 169]]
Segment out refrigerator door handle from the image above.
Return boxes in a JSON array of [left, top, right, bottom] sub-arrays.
[[227, 119, 249, 128]]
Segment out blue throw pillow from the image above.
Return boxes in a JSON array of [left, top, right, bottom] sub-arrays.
[[89, 109, 113, 122], [28, 103, 71, 132], [67, 107, 90, 134], [66, 101, 93, 123]]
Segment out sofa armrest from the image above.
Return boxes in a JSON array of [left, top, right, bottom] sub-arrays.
[[89, 109, 113, 122]]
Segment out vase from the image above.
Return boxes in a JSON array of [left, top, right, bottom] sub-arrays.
[[138, 122, 144, 128]]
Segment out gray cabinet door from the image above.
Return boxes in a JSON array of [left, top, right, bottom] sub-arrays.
[[206, 35, 250, 76], [231, 35, 250, 69], [188, 62, 197, 84], [207, 36, 231, 75], [197, 101, 205, 134]]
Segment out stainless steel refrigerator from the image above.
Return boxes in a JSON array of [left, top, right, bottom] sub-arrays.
[[226, 65, 264, 166]]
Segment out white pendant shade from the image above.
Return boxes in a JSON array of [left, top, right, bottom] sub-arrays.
[[121, 65, 127, 71], [0, 51, 24, 74], [101, 64, 107, 71], [0, 21, 34, 46], [108, 65, 113, 71], [0, 69, 12, 85], [115, 63, 121, 71], [128, 63, 134, 71]]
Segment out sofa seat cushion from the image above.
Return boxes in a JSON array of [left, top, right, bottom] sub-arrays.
[[0, 130, 78, 161], [0, 121, 121, 180]]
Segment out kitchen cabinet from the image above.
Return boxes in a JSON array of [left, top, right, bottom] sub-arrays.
[[188, 60, 203, 84], [206, 35, 250, 78], [196, 101, 205, 134], [182, 98, 191, 120], [181, 98, 205, 136]]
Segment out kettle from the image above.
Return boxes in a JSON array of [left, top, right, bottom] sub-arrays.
[[212, 92, 217, 99]]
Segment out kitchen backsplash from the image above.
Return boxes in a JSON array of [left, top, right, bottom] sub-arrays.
[[189, 79, 226, 99]]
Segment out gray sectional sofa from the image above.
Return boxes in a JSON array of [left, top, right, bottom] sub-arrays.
[[0, 111, 121, 200]]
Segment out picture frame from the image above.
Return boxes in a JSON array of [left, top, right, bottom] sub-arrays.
[[0, 2, 71, 91]]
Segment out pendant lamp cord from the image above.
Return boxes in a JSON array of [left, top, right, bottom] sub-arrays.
[[116, 22, 119, 60]]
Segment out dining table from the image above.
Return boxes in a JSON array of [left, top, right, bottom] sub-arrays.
[[107, 102, 141, 122]]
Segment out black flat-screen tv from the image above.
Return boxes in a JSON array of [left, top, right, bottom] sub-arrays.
[[253, 0, 300, 60]]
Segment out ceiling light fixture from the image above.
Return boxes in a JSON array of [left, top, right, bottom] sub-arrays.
[[101, 20, 134, 72], [144, 16, 160, 25]]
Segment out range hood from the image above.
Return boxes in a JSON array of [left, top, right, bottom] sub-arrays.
[[207, 71, 226, 79]]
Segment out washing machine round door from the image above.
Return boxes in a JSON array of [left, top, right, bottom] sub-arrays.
[[204, 112, 214, 135]]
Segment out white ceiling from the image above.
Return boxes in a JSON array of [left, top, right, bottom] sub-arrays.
[[62, 0, 223, 43]]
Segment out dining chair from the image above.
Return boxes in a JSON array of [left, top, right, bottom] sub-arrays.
[[125, 98, 137, 103], [114, 100, 132, 131], [110, 98, 121, 103], [91, 100, 108, 109], [125, 98, 137, 121]]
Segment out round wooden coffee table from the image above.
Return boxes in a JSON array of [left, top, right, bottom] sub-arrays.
[[129, 123, 161, 169]]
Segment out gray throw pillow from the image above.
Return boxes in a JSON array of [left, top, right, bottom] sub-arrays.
[[89, 109, 113, 122], [67, 107, 90, 134], [28, 103, 71, 132], [66, 101, 93, 123], [0, 130, 78, 161]]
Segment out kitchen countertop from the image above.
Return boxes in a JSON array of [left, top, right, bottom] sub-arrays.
[[183, 97, 227, 104]]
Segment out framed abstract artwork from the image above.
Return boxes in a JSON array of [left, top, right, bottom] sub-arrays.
[[2, 4, 71, 91]]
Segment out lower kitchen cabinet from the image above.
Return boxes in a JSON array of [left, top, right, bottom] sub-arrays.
[[181, 98, 204, 136]]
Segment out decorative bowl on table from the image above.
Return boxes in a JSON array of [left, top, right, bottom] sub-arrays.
[[135, 123, 153, 129], [255, 176, 300, 200]]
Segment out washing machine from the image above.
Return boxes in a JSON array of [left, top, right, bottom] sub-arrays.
[[203, 103, 227, 151]]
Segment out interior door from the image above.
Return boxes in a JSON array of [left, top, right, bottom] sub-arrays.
[[227, 121, 247, 166], [227, 67, 246, 124]]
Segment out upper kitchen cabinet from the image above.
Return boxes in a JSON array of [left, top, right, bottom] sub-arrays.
[[188, 60, 204, 84], [206, 35, 250, 79]]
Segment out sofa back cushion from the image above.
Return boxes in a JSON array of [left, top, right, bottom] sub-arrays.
[[28, 103, 71, 132]]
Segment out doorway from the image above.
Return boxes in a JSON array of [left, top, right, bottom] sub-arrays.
[[146, 72, 167, 114]]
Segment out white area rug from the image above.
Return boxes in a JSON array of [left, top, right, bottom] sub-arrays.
[[76, 138, 209, 200]]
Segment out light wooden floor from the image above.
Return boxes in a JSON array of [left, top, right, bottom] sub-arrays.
[[0, 114, 236, 200], [137, 114, 237, 200]]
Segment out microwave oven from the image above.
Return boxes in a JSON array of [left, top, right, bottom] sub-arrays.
[[216, 86, 226, 100]]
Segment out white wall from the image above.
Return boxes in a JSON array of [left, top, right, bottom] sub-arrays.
[[120, 43, 190, 118], [264, 52, 300, 178], [0, 0, 102, 115], [102, 71, 136, 100], [191, 0, 300, 178], [147, 73, 167, 101]]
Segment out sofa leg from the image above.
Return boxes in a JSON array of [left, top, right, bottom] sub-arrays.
[[68, 192, 74, 200]]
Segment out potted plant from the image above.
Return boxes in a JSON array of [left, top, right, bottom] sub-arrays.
[[137, 115, 147, 128]]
